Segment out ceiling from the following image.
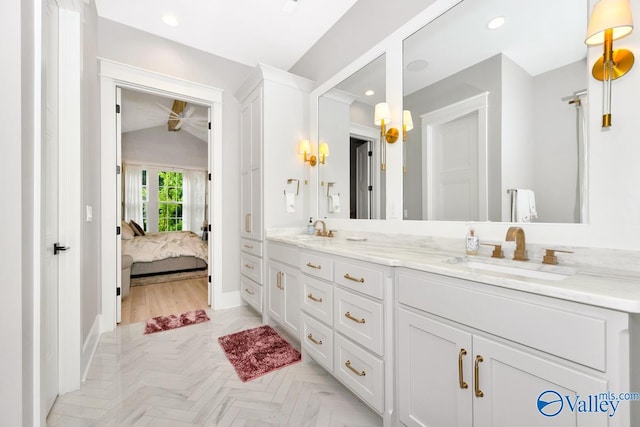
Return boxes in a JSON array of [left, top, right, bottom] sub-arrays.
[[94, 0, 359, 70], [121, 89, 209, 142]]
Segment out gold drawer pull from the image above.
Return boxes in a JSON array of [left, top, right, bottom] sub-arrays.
[[458, 348, 468, 389], [244, 264, 254, 270], [345, 360, 366, 377], [307, 333, 322, 345], [345, 311, 365, 324], [245, 214, 251, 233], [306, 262, 322, 270], [343, 273, 365, 283], [243, 244, 254, 249], [307, 293, 323, 303], [474, 355, 484, 398], [276, 272, 284, 290], [244, 288, 255, 296]]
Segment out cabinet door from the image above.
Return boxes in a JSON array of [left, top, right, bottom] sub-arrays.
[[282, 264, 300, 337], [472, 335, 609, 427], [240, 171, 251, 238], [398, 308, 473, 427], [267, 261, 284, 325], [250, 168, 262, 240], [249, 88, 262, 171]]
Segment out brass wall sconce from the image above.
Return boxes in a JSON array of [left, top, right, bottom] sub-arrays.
[[374, 102, 399, 143], [403, 110, 414, 141], [585, 0, 634, 128], [318, 142, 329, 165], [299, 139, 317, 166]]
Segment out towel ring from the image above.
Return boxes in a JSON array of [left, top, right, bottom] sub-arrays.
[[284, 178, 300, 196], [327, 182, 337, 197]]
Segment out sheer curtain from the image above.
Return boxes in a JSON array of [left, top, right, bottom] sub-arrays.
[[183, 170, 206, 233], [124, 164, 144, 224]]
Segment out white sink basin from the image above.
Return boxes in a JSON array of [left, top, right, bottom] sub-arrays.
[[462, 260, 573, 281]]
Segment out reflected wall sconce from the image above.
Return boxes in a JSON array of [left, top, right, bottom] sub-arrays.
[[403, 110, 414, 141], [299, 139, 317, 166], [374, 102, 399, 171], [585, 0, 634, 128], [318, 142, 329, 164]]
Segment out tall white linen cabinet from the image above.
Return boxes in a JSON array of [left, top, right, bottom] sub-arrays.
[[234, 65, 314, 317]]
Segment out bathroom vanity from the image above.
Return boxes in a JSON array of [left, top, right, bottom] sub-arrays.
[[265, 231, 640, 427]]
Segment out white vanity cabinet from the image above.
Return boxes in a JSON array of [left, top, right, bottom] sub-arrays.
[[266, 242, 301, 338], [396, 268, 631, 427]]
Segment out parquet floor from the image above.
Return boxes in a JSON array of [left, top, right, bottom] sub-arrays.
[[46, 305, 382, 426]]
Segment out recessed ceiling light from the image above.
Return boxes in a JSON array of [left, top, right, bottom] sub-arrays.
[[365, 90, 375, 96], [162, 14, 179, 27], [487, 16, 506, 30], [406, 59, 429, 72]]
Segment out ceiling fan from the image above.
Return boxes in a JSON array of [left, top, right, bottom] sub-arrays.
[[156, 100, 207, 132]]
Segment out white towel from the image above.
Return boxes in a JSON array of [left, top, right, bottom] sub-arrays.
[[329, 194, 341, 213], [512, 189, 537, 222], [285, 192, 296, 213]]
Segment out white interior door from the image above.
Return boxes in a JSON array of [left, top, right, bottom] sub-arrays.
[[116, 87, 123, 323], [422, 93, 488, 221], [355, 142, 371, 219], [42, 0, 60, 415], [207, 106, 212, 307]]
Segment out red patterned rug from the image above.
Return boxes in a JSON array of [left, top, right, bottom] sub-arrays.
[[143, 309, 210, 334], [218, 325, 301, 382]]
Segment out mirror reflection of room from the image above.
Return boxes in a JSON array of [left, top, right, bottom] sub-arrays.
[[318, 54, 387, 220], [403, 0, 588, 224], [119, 89, 210, 325]]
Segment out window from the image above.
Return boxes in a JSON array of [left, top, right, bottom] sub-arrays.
[[141, 169, 148, 231], [157, 171, 184, 231]]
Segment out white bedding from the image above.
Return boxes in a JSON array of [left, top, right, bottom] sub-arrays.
[[122, 231, 208, 263]]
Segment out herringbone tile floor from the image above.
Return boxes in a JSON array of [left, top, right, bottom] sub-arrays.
[[46, 306, 382, 426]]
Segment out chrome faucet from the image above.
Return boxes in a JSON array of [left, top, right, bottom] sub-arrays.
[[505, 226, 528, 261], [313, 220, 328, 237]]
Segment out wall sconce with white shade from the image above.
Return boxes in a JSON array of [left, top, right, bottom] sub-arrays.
[[585, 0, 635, 128], [374, 102, 399, 170], [318, 142, 329, 164], [299, 139, 317, 166]]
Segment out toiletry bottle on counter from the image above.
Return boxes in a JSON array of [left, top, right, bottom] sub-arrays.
[[466, 226, 479, 255], [307, 217, 315, 235]]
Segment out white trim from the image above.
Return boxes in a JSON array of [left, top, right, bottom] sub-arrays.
[[421, 92, 489, 221], [99, 59, 224, 330], [123, 160, 208, 172], [80, 315, 101, 381], [57, 5, 82, 396], [215, 291, 243, 310]]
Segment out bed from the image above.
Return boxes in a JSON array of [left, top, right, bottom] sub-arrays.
[[121, 223, 208, 277]]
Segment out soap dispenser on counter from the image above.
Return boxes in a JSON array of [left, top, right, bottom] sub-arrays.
[[307, 217, 315, 235], [466, 226, 479, 255]]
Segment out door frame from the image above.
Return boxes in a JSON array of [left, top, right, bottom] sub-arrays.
[[421, 92, 489, 221], [350, 123, 382, 219], [99, 59, 224, 331]]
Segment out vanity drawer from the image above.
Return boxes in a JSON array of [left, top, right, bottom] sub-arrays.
[[240, 275, 262, 313], [240, 238, 263, 257], [268, 241, 298, 267], [301, 274, 333, 326], [301, 312, 333, 372], [334, 287, 383, 356], [334, 332, 384, 413], [300, 251, 333, 281], [397, 269, 607, 371], [334, 259, 385, 300], [240, 252, 263, 284]]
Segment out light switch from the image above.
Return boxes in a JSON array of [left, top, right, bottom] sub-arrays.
[[86, 205, 93, 222]]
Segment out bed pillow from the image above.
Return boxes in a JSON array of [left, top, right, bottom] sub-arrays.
[[129, 219, 146, 236], [121, 221, 135, 240]]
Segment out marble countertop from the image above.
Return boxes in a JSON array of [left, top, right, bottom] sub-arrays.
[[266, 230, 640, 313]]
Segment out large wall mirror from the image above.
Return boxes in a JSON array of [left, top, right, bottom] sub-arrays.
[[402, 0, 589, 224], [318, 54, 387, 219]]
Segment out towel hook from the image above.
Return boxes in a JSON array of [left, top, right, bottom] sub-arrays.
[[284, 178, 300, 196]]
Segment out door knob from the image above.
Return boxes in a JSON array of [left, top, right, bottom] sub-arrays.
[[54, 243, 69, 255]]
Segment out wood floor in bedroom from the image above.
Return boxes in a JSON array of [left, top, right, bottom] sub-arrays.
[[120, 277, 208, 325]]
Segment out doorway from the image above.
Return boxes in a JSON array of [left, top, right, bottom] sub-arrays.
[[100, 59, 224, 332], [349, 137, 373, 219]]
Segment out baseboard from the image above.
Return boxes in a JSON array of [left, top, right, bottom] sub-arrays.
[[81, 314, 101, 382]]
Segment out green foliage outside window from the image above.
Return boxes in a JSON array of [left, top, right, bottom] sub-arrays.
[[158, 171, 183, 232]]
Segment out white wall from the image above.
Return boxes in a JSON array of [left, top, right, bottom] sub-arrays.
[[3, 0, 26, 424], [122, 126, 208, 170], [98, 18, 252, 300], [533, 59, 587, 223]]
